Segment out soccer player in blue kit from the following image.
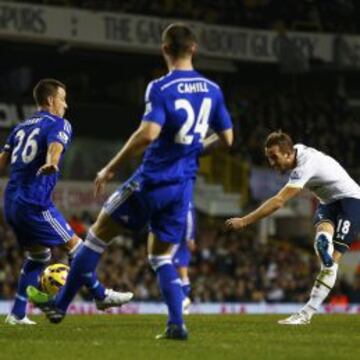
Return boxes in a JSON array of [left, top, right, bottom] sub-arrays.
[[0, 79, 132, 325], [28, 23, 233, 340]]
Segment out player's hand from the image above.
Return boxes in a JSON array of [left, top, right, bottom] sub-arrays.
[[37, 164, 59, 176], [225, 217, 249, 231], [94, 166, 115, 198]]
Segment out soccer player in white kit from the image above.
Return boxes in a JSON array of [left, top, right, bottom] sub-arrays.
[[226, 131, 360, 325]]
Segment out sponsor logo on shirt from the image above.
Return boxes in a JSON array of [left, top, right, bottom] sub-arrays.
[[290, 170, 301, 180]]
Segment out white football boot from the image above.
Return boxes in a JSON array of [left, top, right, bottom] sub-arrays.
[[278, 312, 311, 325], [95, 289, 134, 310], [182, 297, 192, 315], [5, 314, 36, 325]]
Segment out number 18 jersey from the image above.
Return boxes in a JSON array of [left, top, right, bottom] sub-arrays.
[[140, 69, 233, 185], [3, 111, 72, 207]]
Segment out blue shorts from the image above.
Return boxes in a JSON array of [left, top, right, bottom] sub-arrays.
[[103, 173, 193, 244], [314, 197, 360, 253], [172, 201, 195, 267], [4, 198, 74, 248]]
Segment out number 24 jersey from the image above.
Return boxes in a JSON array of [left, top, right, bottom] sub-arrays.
[[140, 69, 233, 185]]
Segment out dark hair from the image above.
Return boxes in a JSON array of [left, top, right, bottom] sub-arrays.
[[265, 130, 294, 153], [33, 78, 66, 106], [161, 22, 197, 58]]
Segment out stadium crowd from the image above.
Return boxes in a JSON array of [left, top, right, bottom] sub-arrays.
[[1, 211, 360, 304], [233, 90, 360, 172]]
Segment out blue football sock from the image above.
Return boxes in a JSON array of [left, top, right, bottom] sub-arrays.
[[84, 273, 106, 301], [12, 257, 48, 319], [156, 263, 184, 326], [56, 232, 107, 312], [69, 242, 105, 301]]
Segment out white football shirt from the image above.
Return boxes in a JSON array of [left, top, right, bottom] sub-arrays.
[[286, 144, 360, 204]]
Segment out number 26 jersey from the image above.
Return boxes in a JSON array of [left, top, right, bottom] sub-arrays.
[[2, 111, 72, 207]]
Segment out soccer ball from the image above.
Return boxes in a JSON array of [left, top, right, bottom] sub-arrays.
[[40, 263, 69, 295]]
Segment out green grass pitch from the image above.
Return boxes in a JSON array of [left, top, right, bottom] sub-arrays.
[[1, 314, 360, 360]]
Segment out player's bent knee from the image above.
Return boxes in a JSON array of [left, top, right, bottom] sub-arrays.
[[67, 237, 83, 258], [148, 232, 174, 256], [316, 221, 334, 235], [91, 211, 122, 243], [63, 236, 82, 253], [27, 248, 51, 263], [177, 267, 189, 280], [148, 255, 172, 272]]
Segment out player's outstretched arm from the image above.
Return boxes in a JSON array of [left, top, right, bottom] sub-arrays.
[[225, 185, 302, 231], [94, 121, 161, 197], [37, 142, 64, 176], [0, 151, 10, 173]]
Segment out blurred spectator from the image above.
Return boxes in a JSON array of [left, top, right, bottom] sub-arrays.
[[68, 214, 87, 237], [348, 275, 360, 303], [231, 87, 360, 178]]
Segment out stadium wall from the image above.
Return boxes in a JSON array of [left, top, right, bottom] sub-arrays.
[[0, 0, 353, 63]]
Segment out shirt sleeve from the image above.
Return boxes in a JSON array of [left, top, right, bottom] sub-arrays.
[[47, 119, 72, 151], [286, 163, 314, 189], [142, 82, 166, 126], [210, 89, 233, 133], [1, 131, 15, 153]]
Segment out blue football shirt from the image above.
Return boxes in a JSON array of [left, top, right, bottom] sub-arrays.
[[2, 111, 72, 207], [140, 69, 232, 185]]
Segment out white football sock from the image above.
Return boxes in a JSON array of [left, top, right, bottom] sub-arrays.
[[301, 263, 338, 318]]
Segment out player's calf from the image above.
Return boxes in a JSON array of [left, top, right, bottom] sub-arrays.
[[149, 255, 185, 327], [67, 238, 107, 301], [55, 230, 109, 313], [10, 249, 51, 320], [300, 262, 338, 320]]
